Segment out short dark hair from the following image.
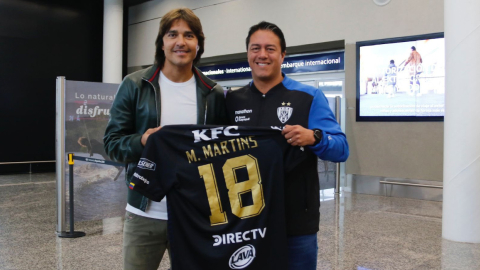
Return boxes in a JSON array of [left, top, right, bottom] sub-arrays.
[[154, 8, 205, 68], [246, 21, 286, 53], [390, 60, 395, 64], [411, 46, 416, 51]]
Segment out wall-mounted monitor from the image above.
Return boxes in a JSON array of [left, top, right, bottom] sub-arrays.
[[356, 33, 444, 121]]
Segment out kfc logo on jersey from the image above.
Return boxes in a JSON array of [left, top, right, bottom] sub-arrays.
[[137, 158, 156, 171], [277, 102, 293, 124], [229, 245, 256, 269], [192, 126, 240, 143]]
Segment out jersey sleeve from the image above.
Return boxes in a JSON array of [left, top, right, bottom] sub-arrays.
[[129, 130, 177, 202]]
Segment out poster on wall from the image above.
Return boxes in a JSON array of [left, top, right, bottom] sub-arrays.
[[64, 81, 126, 221], [356, 33, 445, 121]]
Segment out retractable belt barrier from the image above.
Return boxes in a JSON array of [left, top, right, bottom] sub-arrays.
[[58, 153, 86, 238], [72, 156, 124, 167]]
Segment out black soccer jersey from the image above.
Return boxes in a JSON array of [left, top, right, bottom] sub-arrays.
[[130, 125, 306, 270], [226, 76, 349, 236]]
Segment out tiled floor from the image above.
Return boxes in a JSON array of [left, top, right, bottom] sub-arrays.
[[0, 173, 479, 270]]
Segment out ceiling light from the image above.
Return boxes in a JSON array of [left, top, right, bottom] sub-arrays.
[[373, 0, 391, 6]]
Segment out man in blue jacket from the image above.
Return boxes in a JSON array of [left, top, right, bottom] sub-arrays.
[[226, 21, 349, 270]]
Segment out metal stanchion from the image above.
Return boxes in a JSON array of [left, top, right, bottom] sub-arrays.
[[335, 96, 341, 195], [58, 153, 86, 238], [56, 76, 66, 234]]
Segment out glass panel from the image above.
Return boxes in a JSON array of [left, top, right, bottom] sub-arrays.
[[318, 80, 343, 91], [64, 80, 126, 222], [318, 96, 339, 190]]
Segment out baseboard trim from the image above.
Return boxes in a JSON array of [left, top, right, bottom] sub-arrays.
[[344, 174, 443, 201]]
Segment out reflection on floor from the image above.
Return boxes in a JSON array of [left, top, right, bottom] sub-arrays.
[[0, 173, 479, 270]]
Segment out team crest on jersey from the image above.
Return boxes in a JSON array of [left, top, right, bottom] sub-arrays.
[[229, 245, 256, 269], [277, 102, 293, 124]]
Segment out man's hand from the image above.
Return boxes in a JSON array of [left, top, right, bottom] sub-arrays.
[[281, 125, 315, 147], [141, 126, 162, 146]]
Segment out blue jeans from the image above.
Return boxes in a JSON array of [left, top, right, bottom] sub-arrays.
[[287, 233, 318, 270]]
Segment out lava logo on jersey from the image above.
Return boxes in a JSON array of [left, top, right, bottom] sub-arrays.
[[277, 102, 293, 124], [137, 158, 156, 171], [229, 245, 256, 269]]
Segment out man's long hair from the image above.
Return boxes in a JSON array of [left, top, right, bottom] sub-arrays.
[[154, 8, 205, 68]]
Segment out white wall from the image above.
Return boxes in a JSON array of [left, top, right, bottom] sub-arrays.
[[128, 0, 445, 181]]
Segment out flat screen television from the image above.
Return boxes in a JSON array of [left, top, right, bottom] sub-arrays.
[[356, 33, 445, 121]]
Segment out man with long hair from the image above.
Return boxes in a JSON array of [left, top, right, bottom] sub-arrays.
[[104, 8, 228, 269]]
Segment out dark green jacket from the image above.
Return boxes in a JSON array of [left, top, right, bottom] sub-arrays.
[[104, 64, 228, 211]]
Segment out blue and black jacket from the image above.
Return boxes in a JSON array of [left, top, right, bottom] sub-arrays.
[[226, 74, 349, 236]]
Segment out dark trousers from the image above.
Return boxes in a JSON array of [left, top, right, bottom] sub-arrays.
[[123, 212, 170, 270]]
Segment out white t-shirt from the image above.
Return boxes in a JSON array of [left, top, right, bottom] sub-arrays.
[[126, 71, 197, 220]]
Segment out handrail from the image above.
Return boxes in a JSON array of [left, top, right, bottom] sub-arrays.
[[0, 160, 55, 165], [380, 180, 443, 189]]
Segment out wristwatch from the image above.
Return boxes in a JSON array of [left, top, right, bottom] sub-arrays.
[[313, 129, 322, 145]]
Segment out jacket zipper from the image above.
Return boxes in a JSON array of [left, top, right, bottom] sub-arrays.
[[143, 78, 160, 126], [305, 175, 309, 212], [204, 102, 208, 124], [204, 83, 217, 125], [257, 93, 266, 126], [139, 78, 159, 211]]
